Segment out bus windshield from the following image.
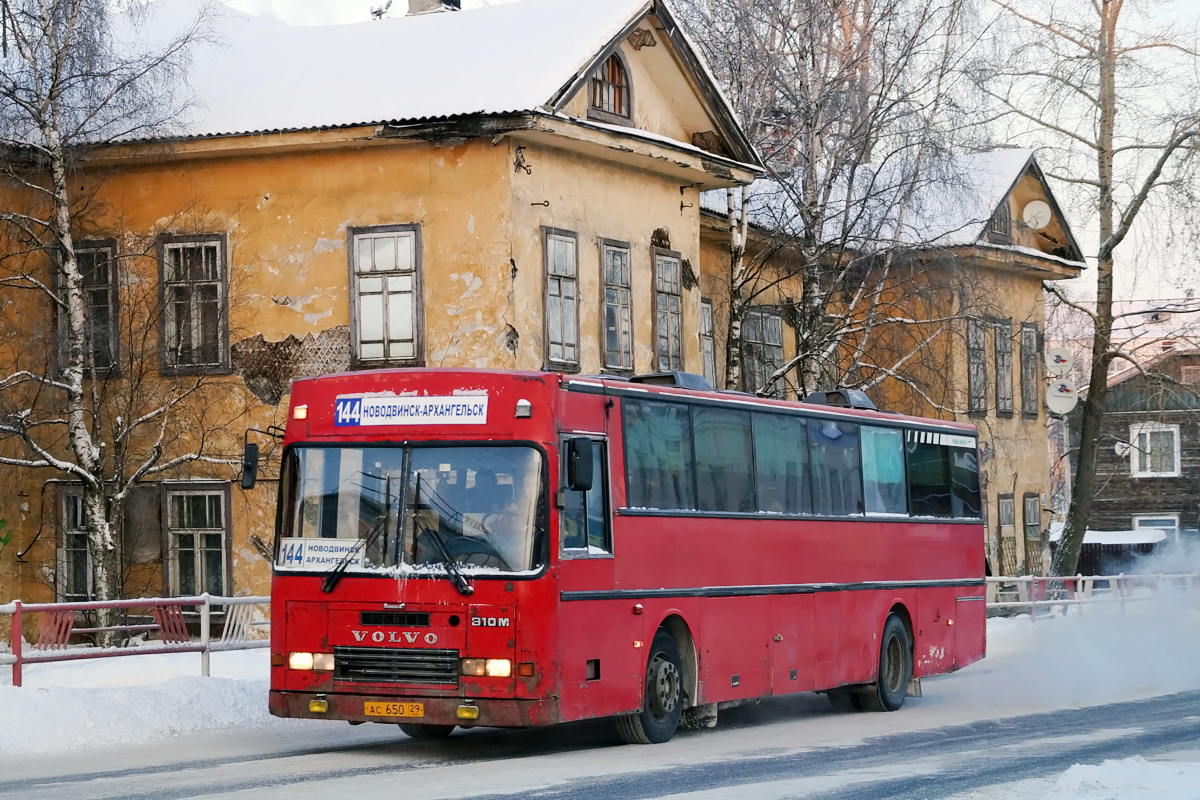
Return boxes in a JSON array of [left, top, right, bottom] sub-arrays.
[[277, 445, 544, 575]]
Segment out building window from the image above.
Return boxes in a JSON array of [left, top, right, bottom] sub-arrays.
[[544, 228, 579, 369], [588, 52, 631, 123], [601, 239, 633, 371], [988, 201, 1011, 244], [995, 319, 1013, 415], [1023, 493, 1041, 540], [167, 488, 228, 596], [1021, 323, 1040, 417], [1132, 514, 1180, 540], [967, 317, 987, 415], [160, 236, 228, 372], [654, 249, 683, 372], [700, 298, 717, 387], [57, 243, 118, 374], [351, 225, 421, 364], [59, 494, 91, 602], [1182, 365, 1200, 385], [744, 307, 785, 398], [998, 494, 1015, 528], [1129, 422, 1181, 478]]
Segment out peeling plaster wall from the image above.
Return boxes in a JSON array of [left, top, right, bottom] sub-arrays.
[[508, 141, 704, 375]]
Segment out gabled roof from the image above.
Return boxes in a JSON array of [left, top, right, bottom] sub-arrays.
[[700, 149, 1085, 267], [139, 0, 758, 164]]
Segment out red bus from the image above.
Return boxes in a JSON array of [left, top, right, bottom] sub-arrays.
[[253, 368, 985, 744]]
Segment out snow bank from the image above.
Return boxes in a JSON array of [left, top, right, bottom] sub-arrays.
[[0, 649, 279, 756], [954, 757, 1200, 800]]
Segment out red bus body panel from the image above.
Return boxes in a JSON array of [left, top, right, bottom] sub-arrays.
[[268, 369, 985, 729]]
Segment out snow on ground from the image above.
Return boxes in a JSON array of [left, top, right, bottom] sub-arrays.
[[3, 596, 1199, 798]]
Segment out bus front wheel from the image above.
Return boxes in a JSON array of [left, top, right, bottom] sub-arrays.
[[616, 629, 684, 744], [859, 614, 912, 712], [399, 723, 456, 740]]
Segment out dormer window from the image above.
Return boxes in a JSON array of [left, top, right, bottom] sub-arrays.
[[589, 53, 632, 124], [987, 201, 1012, 244]]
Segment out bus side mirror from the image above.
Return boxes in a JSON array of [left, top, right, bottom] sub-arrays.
[[566, 437, 593, 492], [241, 442, 259, 490]]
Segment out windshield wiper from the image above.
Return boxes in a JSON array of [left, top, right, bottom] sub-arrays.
[[322, 478, 392, 594], [414, 475, 474, 596]]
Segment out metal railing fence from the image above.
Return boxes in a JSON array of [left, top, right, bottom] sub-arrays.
[[0, 594, 269, 687], [4, 575, 1198, 686], [986, 573, 1200, 619]]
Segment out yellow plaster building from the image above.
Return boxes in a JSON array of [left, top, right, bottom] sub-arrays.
[[0, 0, 761, 609]]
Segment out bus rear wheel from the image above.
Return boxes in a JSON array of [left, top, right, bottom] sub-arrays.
[[859, 614, 912, 712], [616, 629, 684, 744], [399, 723, 456, 740]]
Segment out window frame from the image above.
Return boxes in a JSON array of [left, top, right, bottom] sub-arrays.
[[58, 491, 93, 602], [988, 200, 1012, 244], [587, 49, 634, 126], [600, 238, 634, 374], [1020, 322, 1040, 417], [652, 247, 684, 373], [543, 227, 580, 372], [1022, 492, 1041, 540], [1132, 513, 1180, 540], [55, 240, 119, 376], [163, 482, 232, 597], [700, 297, 717, 388], [743, 306, 786, 398], [1129, 422, 1181, 478], [994, 319, 1014, 416], [158, 234, 230, 375], [348, 223, 424, 367], [967, 316, 988, 416], [998, 494, 1015, 529]]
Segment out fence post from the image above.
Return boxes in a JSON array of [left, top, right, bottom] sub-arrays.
[[200, 593, 211, 678], [11, 600, 21, 688]]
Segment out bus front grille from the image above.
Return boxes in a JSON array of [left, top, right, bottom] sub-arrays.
[[334, 646, 460, 686]]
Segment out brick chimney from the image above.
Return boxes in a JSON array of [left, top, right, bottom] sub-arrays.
[[407, 0, 460, 14]]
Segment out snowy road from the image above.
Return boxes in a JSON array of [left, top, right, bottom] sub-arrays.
[[2, 689, 1198, 799], [4, 600, 1200, 798]]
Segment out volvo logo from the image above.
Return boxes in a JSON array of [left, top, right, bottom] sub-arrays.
[[351, 630, 438, 644]]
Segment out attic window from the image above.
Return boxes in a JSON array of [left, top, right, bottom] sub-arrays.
[[988, 202, 1012, 244], [589, 53, 632, 124]]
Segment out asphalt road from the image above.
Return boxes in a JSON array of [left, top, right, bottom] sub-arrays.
[[3, 690, 1198, 799]]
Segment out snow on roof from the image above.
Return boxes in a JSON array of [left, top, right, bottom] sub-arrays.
[[142, 0, 652, 139], [700, 149, 1080, 258], [1048, 524, 1169, 546]]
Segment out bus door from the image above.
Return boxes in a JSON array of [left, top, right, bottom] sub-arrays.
[[555, 431, 642, 721]]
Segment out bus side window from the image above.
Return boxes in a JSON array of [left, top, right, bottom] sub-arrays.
[[562, 440, 610, 554]]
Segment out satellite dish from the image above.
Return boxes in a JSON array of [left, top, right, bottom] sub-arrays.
[[1045, 377, 1079, 415], [1115, 441, 1131, 458], [1023, 200, 1052, 230], [1045, 347, 1073, 377]]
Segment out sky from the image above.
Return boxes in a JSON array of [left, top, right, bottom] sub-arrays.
[[222, 0, 518, 25], [3, 602, 1200, 797]]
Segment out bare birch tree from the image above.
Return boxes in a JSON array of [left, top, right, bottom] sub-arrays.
[[677, 0, 988, 404], [976, 0, 1200, 575], [0, 0, 220, 620]]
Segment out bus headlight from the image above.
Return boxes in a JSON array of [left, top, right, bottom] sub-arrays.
[[485, 659, 512, 677], [289, 652, 335, 671], [461, 658, 512, 677], [289, 652, 314, 670]]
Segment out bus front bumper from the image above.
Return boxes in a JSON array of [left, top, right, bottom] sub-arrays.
[[269, 690, 560, 728]]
